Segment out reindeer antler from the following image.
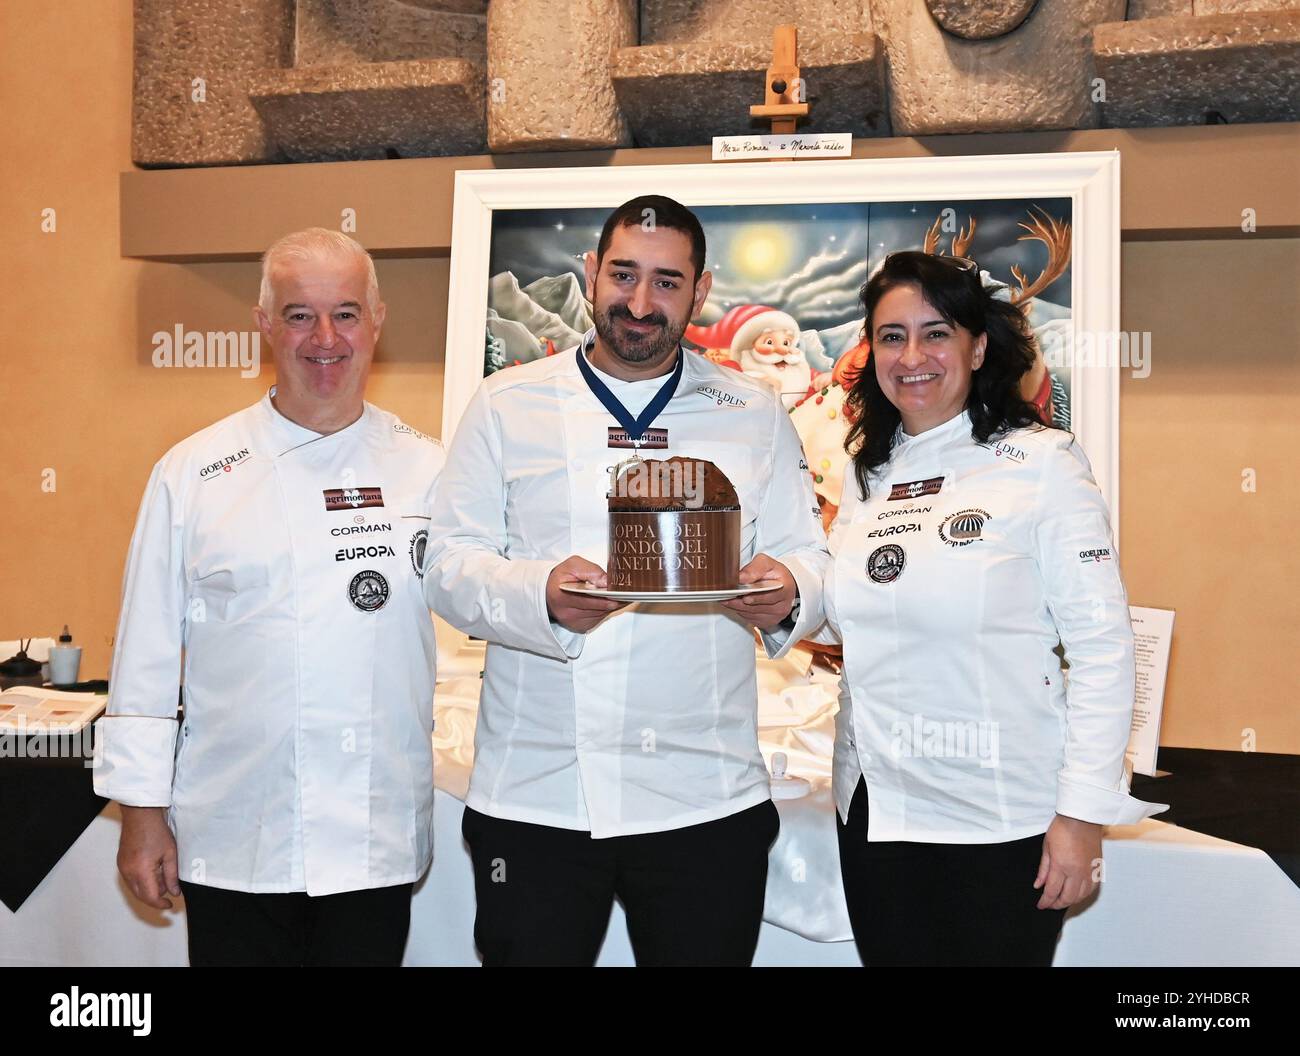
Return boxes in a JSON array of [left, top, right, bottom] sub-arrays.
[[923, 216, 943, 256], [1010, 206, 1072, 306], [924, 214, 977, 258], [952, 217, 976, 258]]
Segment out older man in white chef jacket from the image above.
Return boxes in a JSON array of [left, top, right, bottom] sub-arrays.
[[95, 229, 444, 966], [425, 195, 830, 966]]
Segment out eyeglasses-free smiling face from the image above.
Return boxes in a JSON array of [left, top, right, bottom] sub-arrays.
[[871, 282, 987, 436], [584, 222, 711, 378], [256, 253, 385, 414]]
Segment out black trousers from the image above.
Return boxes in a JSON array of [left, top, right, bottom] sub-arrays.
[[836, 778, 1067, 967], [461, 800, 780, 966], [179, 880, 414, 967]]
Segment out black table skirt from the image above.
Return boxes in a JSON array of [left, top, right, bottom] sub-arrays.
[[1132, 747, 1300, 887], [0, 732, 108, 911]]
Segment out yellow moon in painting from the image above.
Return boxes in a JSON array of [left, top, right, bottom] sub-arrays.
[[731, 225, 791, 281]]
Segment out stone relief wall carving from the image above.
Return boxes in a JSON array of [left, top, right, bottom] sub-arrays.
[[131, 0, 1300, 166]]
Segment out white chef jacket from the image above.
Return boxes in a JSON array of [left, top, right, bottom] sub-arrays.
[[95, 390, 445, 895], [820, 410, 1166, 842], [424, 339, 830, 838]]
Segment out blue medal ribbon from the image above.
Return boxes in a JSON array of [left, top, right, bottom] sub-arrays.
[[575, 330, 684, 443]]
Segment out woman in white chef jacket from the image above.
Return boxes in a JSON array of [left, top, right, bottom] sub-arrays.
[[823, 251, 1164, 967]]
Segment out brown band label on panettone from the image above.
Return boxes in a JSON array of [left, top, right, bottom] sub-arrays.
[[608, 427, 668, 449], [607, 511, 739, 591]]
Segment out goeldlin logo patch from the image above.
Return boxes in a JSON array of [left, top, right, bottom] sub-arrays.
[[393, 422, 441, 446], [888, 476, 944, 501], [323, 487, 384, 511], [199, 448, 252, 481], [695, 385, 748, 408], [993, 440, 1027, 463]]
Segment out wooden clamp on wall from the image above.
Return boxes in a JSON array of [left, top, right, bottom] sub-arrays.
[[749, 24, 810, 160]]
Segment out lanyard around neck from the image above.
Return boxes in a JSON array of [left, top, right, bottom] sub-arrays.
[[575, 331, 683, 443]]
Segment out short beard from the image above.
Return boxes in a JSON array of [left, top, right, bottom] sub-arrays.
[[594, 301, 688, 365]]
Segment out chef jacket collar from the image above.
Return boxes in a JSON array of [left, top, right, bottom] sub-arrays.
[[895, 407, 972, 452], [260, 386, 371, 455]]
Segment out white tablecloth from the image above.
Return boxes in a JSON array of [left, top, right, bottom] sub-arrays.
[[4, 797, 1297, 967], [4, 637, 1297, 966]]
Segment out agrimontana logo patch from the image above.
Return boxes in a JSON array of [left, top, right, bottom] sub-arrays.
[[888, 476, 944, 501]]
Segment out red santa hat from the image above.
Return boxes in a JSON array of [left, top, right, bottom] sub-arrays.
[[684, 304, 775, 350]]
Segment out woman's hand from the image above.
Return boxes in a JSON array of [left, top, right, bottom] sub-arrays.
[[1034, 814, 1103, 910]]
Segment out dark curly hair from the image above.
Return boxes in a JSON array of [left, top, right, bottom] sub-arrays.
[[844, 251, 1051, 500], [597, 195, 706, 283]]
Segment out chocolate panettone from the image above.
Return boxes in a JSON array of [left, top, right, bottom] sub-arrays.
[[607, 457, 742, 591]]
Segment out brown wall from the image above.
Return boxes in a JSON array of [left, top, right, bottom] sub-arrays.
[[2, 1, 1296, 753], [1120, 238, 1300, 753]]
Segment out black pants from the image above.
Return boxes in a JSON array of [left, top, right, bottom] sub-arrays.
[[179, 880, 414, 967], [461, 800, 780, 966], [836, 778, 1066, 967]]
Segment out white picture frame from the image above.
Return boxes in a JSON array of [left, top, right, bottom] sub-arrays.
[[442, 151, 1122, 520]]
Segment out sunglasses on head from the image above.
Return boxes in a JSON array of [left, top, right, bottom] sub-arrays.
[[884, 250, 979, 274]]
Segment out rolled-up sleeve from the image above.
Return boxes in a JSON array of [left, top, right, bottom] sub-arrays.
[[1032, 435, 1167, 825], [94, 459, 184, 807], [756, 395, 832, 659], [423, 384, 580, 662]]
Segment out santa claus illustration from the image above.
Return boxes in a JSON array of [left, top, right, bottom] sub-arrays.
[[685, 305, 814, 409], [731, 309, 813, 409]]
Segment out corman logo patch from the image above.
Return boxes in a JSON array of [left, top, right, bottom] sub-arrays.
[[330, 522, 393, 537]]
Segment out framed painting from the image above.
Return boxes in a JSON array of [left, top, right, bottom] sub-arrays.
[[443, 152, 1121, 519]]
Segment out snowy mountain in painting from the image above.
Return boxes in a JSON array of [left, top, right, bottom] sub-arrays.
[[523, 273, 592, 334], [488, 271, 585, 354]]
